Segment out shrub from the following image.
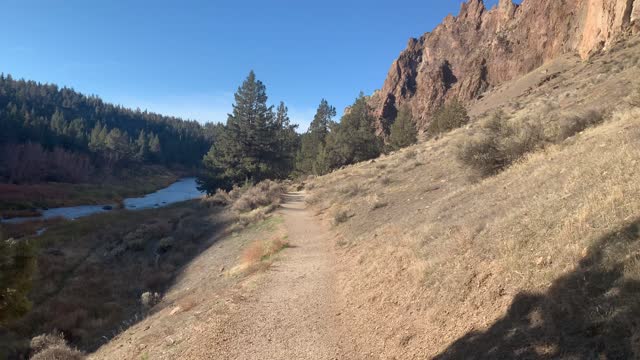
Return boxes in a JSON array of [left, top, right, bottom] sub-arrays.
[[30, 332, 84, 360], [380, 176, 393, 185], [333, 210, 350, 225], [157, 237, 174, 252], [30, 332, 67, 354], [403, 149, 418, 160], [204, 190, 232, 206], [457, 112, 545, 177], [231, 180, 284, 214], [338, 183, 362, 198], [554, 110, 604, 141], [428, 99, 470, 137], [140, 291, 161, 308]]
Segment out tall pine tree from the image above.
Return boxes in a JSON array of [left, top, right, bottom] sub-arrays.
[[198, 71, 285, 193], [325, 93, 381, 168], [295, 99, 336, 175]]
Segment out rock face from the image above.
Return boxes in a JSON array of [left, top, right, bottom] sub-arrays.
[[372, 0, 638, 132]]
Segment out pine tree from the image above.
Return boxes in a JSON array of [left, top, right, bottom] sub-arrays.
[[427, 98, 470, 137], [135, 129, 149, 161], [388, 105, 418, 151], [148, 133, 161, 155], [295, 99, 336, 175], [273, 102, 299, 177], [198, 71, 283, 193], [50, 109, 66, 135], [88, 122, 105, 152], [328, 92, 382, 166]]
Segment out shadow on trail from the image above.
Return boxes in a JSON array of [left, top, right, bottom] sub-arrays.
[[434, 220, 640, 360]]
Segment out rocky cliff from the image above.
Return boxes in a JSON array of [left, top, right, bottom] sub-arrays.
[[372, 0, 639, 132]]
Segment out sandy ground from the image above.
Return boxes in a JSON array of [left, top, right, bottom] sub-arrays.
[[91, 192, 345, 359]]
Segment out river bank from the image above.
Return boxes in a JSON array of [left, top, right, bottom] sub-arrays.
[[0, 166, 188, 219]]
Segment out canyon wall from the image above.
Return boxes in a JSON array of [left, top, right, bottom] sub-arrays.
[[371, 0, 638, 132]]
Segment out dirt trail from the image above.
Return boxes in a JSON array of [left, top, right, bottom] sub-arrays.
[[91, 191, 345, 359], [214, 192, 342, 359]]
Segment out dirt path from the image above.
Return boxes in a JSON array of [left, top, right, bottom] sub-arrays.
[[91, 191, 344, 359], [214, 191, 341, 359]]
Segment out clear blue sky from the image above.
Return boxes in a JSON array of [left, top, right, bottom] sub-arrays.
[[0, 0, 505, 131]]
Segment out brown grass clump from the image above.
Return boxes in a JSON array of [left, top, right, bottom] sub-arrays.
[[238, 236, 290, 273]]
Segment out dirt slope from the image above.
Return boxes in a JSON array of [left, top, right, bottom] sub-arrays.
[[91, 192, 343, 360]]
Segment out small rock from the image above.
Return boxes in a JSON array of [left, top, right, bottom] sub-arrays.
[[169, 306, 182, 316]]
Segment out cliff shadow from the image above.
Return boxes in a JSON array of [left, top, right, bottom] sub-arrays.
[[434, 220, 640, 359]]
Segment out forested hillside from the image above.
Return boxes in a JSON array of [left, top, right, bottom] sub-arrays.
[[0, 74, 212, 183]]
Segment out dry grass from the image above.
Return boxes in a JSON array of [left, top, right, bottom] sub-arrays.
[[236, 235, 290, 274], [304, 41, 640, 358], [0, 201, 229, 357], [231, 180, 284, 214]]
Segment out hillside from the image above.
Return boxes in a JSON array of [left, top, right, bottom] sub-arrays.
[[303, 34, 640, 358]]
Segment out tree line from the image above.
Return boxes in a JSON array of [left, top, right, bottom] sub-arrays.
[[0, 74, 212, 183], [197, 71, 420, 194]]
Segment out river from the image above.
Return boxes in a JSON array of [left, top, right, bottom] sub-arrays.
[[1, 178, 205, 224]]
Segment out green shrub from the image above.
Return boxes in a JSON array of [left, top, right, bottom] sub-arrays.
[[457, 112, 545, 177], [428, 99, 470, 137]]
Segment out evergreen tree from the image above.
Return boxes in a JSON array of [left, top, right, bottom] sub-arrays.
[[273, 102, 299, 177], [135, 129, 148, 161], [198, 71, 283, 193], [388, 105, 418, 151], [427, 98, 470, 137], [88, 122, 105, 152], [326, 92, 382, 167], [295, 99, 336, 175], [148, 133, 161, 155], [50, 109, 66, 135]]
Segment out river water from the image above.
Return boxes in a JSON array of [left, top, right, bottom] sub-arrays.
[[1, 178, 205, 224]]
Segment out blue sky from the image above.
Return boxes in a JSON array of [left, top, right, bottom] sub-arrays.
[[0, 0, 506, 131]]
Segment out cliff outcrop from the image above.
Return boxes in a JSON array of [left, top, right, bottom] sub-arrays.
[[372, 0, 638, 132]]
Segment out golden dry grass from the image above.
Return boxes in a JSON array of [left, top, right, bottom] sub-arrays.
[[236, 235, 290, 274], [306, 38, 640, 359]]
